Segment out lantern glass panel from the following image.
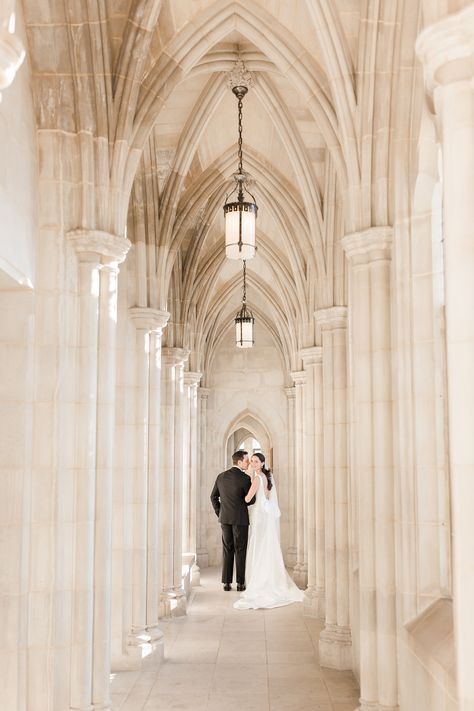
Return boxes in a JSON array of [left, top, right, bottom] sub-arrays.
[[235, 317, 254, 348], [225, 205, 256, 260]]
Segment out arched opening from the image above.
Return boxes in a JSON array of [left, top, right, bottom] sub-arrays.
[[224, 412, 273, 469], [226, 427, 262, 462]]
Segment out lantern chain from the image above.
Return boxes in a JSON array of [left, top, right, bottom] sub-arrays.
[[242, 259, 247, 304], [237, 96, 243, 175]]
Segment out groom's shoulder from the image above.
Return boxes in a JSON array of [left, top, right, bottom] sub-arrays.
[[218, 466, 241, 478]]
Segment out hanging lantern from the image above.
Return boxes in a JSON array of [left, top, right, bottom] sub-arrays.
[[235, 260, 255, 348], [224, 61, 258, 260]]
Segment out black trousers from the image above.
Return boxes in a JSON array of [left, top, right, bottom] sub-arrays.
[[221, 524, 249, 584]]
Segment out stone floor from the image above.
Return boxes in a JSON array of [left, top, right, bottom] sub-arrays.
[[111, 568, 360, 711]]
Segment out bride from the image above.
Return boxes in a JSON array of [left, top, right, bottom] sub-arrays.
[[233, 452, 304, 610]]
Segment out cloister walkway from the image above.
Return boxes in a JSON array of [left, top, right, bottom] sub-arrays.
[[110, 568, 360, 711]]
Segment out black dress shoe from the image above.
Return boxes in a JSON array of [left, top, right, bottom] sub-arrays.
[[223, 583, 232, 591], [237, 583, 246, 592]]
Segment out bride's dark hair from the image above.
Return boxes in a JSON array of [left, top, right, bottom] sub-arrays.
[[254, 452, 273, 490]]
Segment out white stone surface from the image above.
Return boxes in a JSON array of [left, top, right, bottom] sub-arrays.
[[0, 0, 34, 288]]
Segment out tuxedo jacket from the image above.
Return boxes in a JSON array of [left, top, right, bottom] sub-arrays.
[[210, 466, 255, 525]]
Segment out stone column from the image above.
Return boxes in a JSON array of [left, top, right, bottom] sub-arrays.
[[197, 387, 210, 568], [160, 347, 189, 617], [68, 230, 130, 711], [172, 350, 189, 599], [291, 370, 307, 588], [284, 386, 297, 567], [127, 308, 169, 661], [316, 307, 352, 669], [93, 261, 120, 707], [159, 349, 177, 617], [147, 317, 170, 635], [300, 347, 325, 619], [128, 312, 150, 656], [417, 12, 474, 710], [341, 227, 397, 711], [183, 372, 202, 585], [68, 252, 99, 711]]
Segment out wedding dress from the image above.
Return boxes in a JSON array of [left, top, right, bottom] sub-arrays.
[[233, 474, 304, 610]]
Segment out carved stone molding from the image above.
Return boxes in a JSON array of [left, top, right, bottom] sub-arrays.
[[290, 370, 306, 385], [161, 347, 190, 367], [183, 371, 202, 387], [416, 5, 474, 94], [299, 346, 322, 367], [314, 306, 348, 331], [67, 229, 131, 265], [129, 307, 170, 333], [341, 226, 393, 265]]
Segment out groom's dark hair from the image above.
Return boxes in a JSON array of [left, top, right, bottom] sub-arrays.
[[232, 449, 248, 465]]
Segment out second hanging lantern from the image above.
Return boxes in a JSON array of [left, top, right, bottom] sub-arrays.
[[235, 260, 255, 348]]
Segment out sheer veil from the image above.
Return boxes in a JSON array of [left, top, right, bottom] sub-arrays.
[[263, 473, 281, 520]]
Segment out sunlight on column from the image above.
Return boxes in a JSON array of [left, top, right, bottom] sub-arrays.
[[90, 268, 100, 297]]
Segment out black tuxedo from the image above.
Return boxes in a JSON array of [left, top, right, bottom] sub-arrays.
[[210, 466, 255, 584]]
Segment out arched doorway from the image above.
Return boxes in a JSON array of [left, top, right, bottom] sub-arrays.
[[223, 410, 273, 469]]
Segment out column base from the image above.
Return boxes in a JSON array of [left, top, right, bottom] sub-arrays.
[[286, 545, 297, 568], [197, 548, 209, 568], [293, 563, 308, 589], [111, 644, 142, 672], [357, 704, 399, 711], [172, 588, 187, 616], [182, 553, 195, 597], [319, 624, 352, 669], [303, 586, 325, 619], [160, 588, 187, 618], [140, 625, 165, 671], [112, 626, 165, 671], [192, 561, 201, 586]]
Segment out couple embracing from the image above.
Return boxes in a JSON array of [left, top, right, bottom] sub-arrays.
[[210, 449, 304, 609]]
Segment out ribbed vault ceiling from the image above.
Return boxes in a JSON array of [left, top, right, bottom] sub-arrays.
[[122, 0, 364, 373], [19, 0, 428, 376]]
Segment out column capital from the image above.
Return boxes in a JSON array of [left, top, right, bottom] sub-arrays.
[[284, 386, 296, 400], [416, 5, 474, 95], [198, 387, 210, 400], [315, 306, 348, 330], [0, 25, 25, 91], [299, 346, 322, 366], [183, 371, 202, 387], [129, 307, 170, 333], [68, 229, 131, 265], [161, 347, 190, 367], [290, 370, 306, 385], [341, 226, 392, 265]]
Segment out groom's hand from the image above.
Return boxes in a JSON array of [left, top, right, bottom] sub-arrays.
[[210, 481, 221, 517]]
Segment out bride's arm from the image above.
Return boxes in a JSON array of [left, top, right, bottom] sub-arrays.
[[245, 474, 260, 503]]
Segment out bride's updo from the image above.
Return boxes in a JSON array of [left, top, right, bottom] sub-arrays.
[[254, 452, 273, 490]]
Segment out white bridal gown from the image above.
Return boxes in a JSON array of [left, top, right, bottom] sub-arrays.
[[234, 474, 304, 610]]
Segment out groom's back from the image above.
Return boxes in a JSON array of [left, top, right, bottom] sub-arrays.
[[214, 467, 252, 525]]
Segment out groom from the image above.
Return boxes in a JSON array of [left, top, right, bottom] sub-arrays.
[[210, 450, 256, 591]]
